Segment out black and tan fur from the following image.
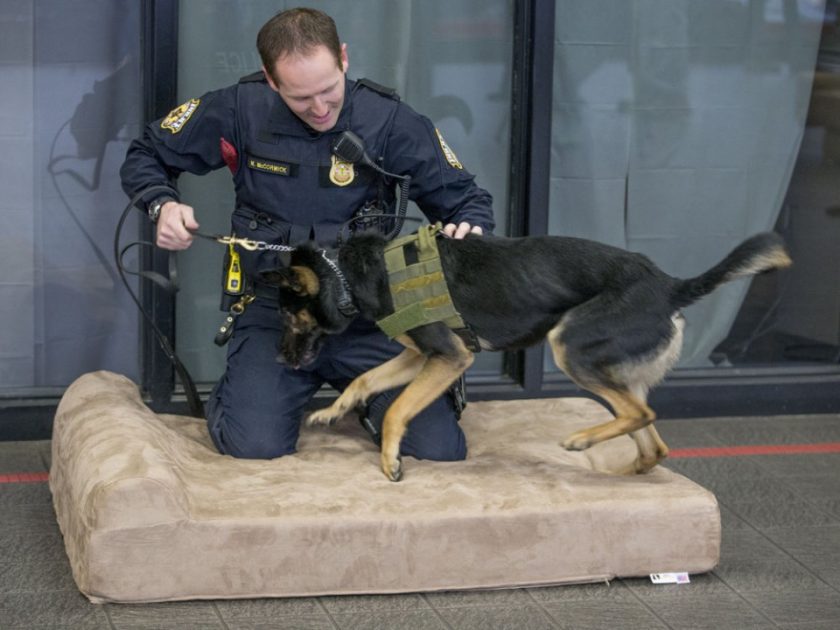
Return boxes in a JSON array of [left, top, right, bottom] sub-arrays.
[[261, 231, 792, 481]]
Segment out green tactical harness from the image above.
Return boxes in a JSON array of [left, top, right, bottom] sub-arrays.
[[375, 223, 477, 350]]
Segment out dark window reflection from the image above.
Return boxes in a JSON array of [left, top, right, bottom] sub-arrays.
[[715, 2, 840, 366]]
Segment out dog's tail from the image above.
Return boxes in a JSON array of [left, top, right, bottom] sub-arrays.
[[671, 232, 792, 309]]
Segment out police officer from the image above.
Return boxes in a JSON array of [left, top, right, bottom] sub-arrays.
[[120, 7, 495, 462]]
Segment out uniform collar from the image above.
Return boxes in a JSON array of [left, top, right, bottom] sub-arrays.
[[266, 78, 355, 138]]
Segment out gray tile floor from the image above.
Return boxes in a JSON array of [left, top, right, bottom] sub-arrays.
[[2, 414, 840, 629]]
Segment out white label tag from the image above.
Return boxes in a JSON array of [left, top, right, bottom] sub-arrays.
[[650, 572, 690, 584]]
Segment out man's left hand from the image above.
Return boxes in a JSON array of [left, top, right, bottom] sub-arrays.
[[443, 222, 483, 239]]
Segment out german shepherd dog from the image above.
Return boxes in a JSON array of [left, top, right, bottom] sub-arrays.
[[261, 230, 791, 481]]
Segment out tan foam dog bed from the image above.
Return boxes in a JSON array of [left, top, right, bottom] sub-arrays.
[[50, 371, 720, 603]]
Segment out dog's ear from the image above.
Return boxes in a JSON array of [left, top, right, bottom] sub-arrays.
[[289, 265, 320, 297], [259, 266, 319, 297]]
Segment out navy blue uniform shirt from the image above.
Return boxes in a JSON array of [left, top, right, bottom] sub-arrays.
[[121, 74, 495, 279]]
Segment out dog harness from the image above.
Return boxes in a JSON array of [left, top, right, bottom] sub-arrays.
[[376, 224, 478, 350]]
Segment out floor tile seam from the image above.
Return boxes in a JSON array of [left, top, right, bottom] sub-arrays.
[[714, 510, 840, 594], [735, 587, 840, 623], [419, 593, 457, 630], [717, 493, 838, 542], [711, 469, 840, 527], [614, 578, 675, 629], [747, 453, 840, 480], [765, 475, 840, 525], [520, 589, 564, 629], [38, 449, 50, 474], [714, 482, 840, 518], [211, 601, 232, 630], [707, 569, 783, 627], [315, 596, 343, 630], [99, 602, 118, 630]]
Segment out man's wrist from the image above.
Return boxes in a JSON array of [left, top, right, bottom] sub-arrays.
[[147, 196, 177, 223]]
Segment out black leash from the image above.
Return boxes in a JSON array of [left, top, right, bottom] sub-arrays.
[[115, 185, 205, 418], [115, 195, 427, 419]]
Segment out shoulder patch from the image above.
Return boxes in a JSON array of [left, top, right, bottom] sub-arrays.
[[160, 99, 200, 134], [435, 128, 463, 170], [355, 78, 400, 100]]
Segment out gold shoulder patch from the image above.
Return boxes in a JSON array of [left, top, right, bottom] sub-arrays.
[[160, 98, 201, 134], [435, 128, 463, 170]]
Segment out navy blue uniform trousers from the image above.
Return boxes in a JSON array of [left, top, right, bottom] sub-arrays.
[[206, 299, 466, 462]]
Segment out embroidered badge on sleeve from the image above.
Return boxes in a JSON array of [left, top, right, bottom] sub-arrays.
[[435, 128, 464, 170], [160, 98, 201, 134]]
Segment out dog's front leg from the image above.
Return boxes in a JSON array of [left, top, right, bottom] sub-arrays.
[[306, 348, 426, 426], [379, 352, 473, 481]]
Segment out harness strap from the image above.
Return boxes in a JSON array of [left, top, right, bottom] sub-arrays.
[[376, 223, 472, 342]]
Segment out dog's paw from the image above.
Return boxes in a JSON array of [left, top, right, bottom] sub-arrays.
[[562, 431, 593, 451], [381, 453, 403, 482], [306, 408, 341, 427]]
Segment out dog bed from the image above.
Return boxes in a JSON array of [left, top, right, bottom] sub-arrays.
[[50, 371, 720, 603]]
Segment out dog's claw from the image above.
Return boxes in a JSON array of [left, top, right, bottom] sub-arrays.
[[306, 409, 340, 427], [382, 454, 403, 482], [562, 431, 592, 451]]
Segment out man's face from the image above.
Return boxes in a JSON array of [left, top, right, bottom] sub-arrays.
[[264, 44, 348, 132]]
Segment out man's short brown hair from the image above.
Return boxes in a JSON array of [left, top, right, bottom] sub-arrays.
[[257, 8, 342, 82]]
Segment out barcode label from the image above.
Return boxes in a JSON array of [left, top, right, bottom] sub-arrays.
[[650, 572, 690, 584]]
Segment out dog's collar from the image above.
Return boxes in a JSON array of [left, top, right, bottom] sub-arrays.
[[318, 249, 358, 317]]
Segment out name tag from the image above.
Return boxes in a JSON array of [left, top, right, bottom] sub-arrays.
[[247, 156, 297, 176]]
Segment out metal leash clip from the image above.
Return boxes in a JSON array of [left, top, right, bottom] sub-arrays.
[[215, 235, 262, 251]]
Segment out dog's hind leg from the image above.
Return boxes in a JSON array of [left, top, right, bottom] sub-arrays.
[[379, 345, 473, 481], [617, 386, 669, 473], [561, 386, 655, 451], [307, 346, 427, 426], [548, 302, 680, 473], [622, 423, 670, 474]]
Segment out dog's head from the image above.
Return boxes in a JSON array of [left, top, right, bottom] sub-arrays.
[[259, 245, 354, 368]]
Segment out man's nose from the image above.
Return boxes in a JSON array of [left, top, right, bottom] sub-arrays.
[[310, 97, 328, 117]]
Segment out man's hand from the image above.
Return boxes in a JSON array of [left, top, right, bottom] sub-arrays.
[[156, 201, 199, 250], [443, 222, 483, 239]]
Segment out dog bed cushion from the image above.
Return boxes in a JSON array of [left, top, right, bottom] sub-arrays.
[[50, 371, 720, 603]]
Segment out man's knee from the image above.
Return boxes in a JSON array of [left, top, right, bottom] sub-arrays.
[[404, 430, 467, 462], [207, 396, 299, 460], [224, 433, 297, 460]]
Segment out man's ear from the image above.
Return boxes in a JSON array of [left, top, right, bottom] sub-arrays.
[[262, 65, 280, 93], [340, 43, 349, 73]]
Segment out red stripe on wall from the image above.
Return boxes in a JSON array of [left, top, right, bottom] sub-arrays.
[[0, 471, 50, 484], [669, 442, 840, 458]]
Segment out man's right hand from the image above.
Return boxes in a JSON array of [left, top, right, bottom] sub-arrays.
[[156, 201, 199, 250]]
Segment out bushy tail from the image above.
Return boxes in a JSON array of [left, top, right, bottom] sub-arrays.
[[671, 232, 792, 309]]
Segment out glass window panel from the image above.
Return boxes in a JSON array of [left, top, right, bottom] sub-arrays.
[[547, 0, 839, 372], [0, 1, 142, 390]]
